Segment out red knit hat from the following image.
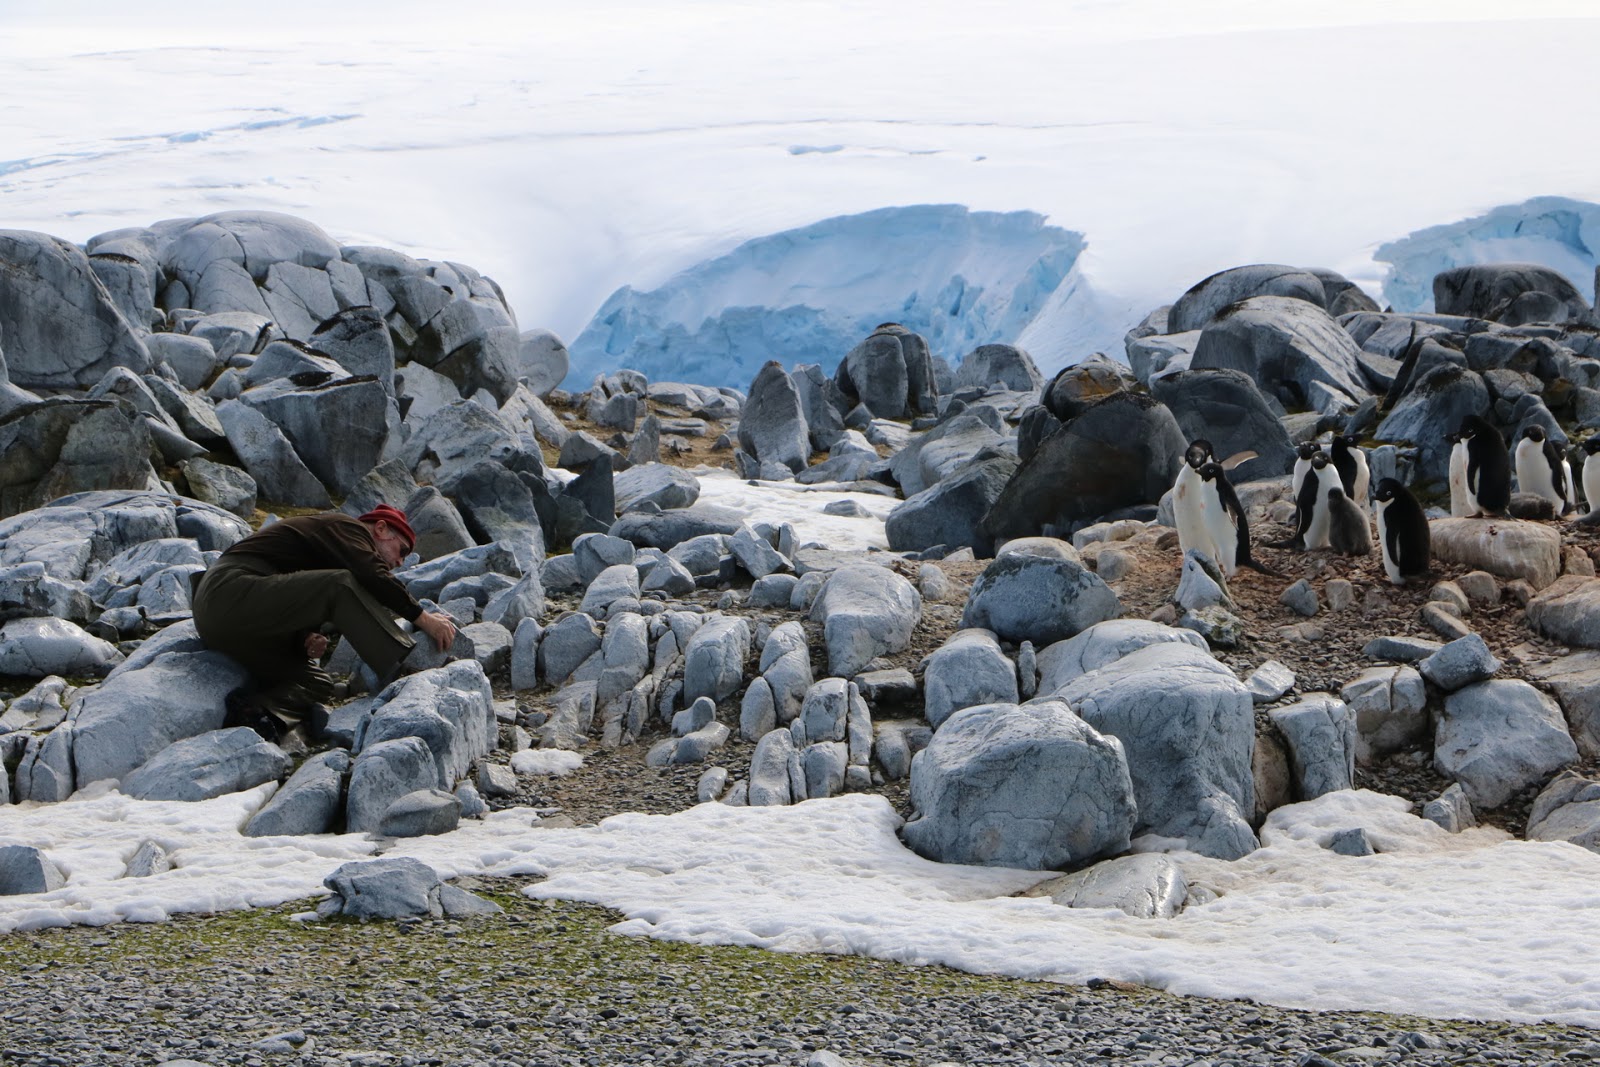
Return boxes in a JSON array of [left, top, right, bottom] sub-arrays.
[[358, 505, 416, 551]]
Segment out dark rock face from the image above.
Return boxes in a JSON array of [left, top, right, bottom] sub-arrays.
[[834, 324, 937, 419], [1190, 296, 1369, 413], [0, 231, 152, 389], [1151, 368, 1295, 484], [1168, 264, 1327, 333], [1373, 364, 1491, 483], [1042, 357, 1138, 422], [0, 399, 158, 518], [981, 393, 1186, 544], [885, 452, 1019, 555], [238, 376, 390, 496], [739, 361, 810, 473], [1434, 263, 1591, 325], [954, 344, 1042, 393]]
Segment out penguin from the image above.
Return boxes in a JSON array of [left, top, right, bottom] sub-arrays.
[[1290, 442, 1320, 510], [1196, 461, 1279, 577], [1515, 425, 1574, 514], [1329, 434, 1371, 513], [1173, 439, 1221, 566], [1270, 453, 1340, 550], [1582, 436, 1600, 515], [1373, 477, 1431, 584], [1456, 415, 1511, 516], [1325, 487, 1372, 556], [1446, 431, 1470, 517]]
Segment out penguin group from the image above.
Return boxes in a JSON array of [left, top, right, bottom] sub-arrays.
[[1447, 417, 1600, 518], [1173, 433, 1431, 586]]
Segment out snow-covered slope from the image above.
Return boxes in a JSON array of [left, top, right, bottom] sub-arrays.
[[1377, 196, 1600, 312], [566, 205, 1114, 388]]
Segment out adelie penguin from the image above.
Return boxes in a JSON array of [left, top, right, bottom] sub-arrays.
[[1515, 425, 1574, 515], [1325, 487, 1372, 556], [1173, 439, 1218, 565], [1450, 415, 1511, 517], [1373, 477, 1431, 585], [1271, 452, 1341, 550], [1329, 435, 1371, 513], [1583, 437, 1600, 516], [1290, 442, 1320, 515], [1196, 461, 1278, 577]]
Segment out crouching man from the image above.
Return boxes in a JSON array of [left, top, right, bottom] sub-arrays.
[[192, 505, 458, 741]]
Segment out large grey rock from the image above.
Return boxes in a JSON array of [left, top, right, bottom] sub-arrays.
[[1418, 634, 1501, 692], [739, 362, 810, 474], [239, 376, 388, 496], [1267, 695, 1356, 800], [980, 393, 1184, 544], [1527, 651, 1600, 757], [400, 399, 519, 487], [1026, 854, 1188, 918], [747, 728, 798, 807], [611, 503, 746, 549], [683, 615, 751, 704], [0, 399, 162, 518], [1436, 680, 1577, 808], [1150, 369, 1295, 484], [0, 845, 66, 896], [923, 629, 1018, 728], [121, 727, 292, 801], [1525, 770, 1600, 853], [378, 788, 462, 837], [954, 344, 1042, 393], [888, 410, 1009, 498], [1169, 264, 1327, 333], [244, 750, 351, 837], [1034, 620, 1210, 695], [614, 464, 700, 512], [14, 724, 76, 802], [579, 563, 641, 617], [1190, 296, 1367, 413], [835, 325, 936, 419], [319, 856, 500, 921], [903, 700, 1135, 870], [517, 328, 569, 396], [1339, 666, 1428, 763], [481, 571, 546, 633], [961, 552, 1119, 648], [179, 458, 257, 518], [538, 613, 602, 685], [728, 524, 789, 579], [444, 461, 546, 569], [809, 565, 921, 678], [1373, 366, 1491, 483], [790, 364, 848, 452], [310, 306, 395, 386], [0, 230, 152, 389], [1525, 575, 1600, 647], [886, 452, 1019, 555], [345, 736, 438, 835], [1434, 263, 1591, 325], [1054, 641, 1257, 859], [351, 660, 496, 795], [0, 617, 122, 677], [215, 399, 330, 507], [1434, 519, 1561, 591], [160, 211, 341, 294]]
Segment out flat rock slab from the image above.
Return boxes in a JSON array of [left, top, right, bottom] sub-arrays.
[[1526, 576, 1600, 651], [1429, 518, 1560, 589]]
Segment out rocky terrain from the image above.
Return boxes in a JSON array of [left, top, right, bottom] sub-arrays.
[[3, 214, 1600, 1063]]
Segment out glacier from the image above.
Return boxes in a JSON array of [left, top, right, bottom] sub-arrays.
[[1377, 196, 1600, 313], [566, 205, 1119, 389]]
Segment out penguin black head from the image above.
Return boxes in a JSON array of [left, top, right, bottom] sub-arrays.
[[1459, 414, 1498, 440], [1310, 453, 1330, 470], [1197, 461, 1226, 484], [1296, 442, 1320, 461], [1445, 430, 1462, 445], [1373, 478, 1404, 503], [1327, 486, 1347, 501], [1583, 437, 1600, 456], [1186, 439, 1215, 470], [1333, 434, 1359, 449], [1524, 425, 1547, 444]]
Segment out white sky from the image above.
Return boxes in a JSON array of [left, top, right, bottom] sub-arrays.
[[3, 2, 1598, 344]]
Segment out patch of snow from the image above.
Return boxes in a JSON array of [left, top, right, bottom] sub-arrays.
[[510, 749, 584, 776], [691, 469, 896, 552], [1, 787, 1599, 1028]]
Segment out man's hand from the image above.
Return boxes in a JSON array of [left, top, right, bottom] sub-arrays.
[[416, 610, 458, 652], [303, 632, 330, 659]]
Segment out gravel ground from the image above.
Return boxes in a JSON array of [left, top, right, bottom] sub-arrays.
[[4, 882, 1597, 1067]]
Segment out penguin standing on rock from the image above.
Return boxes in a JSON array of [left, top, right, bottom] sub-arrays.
[[1373, 478, 1431, 584], [1516, 426, 1574, 514], [1582, 437, 1600, 516], [1453, 415, 1511, 517], [1330, 435, 1371, 513]]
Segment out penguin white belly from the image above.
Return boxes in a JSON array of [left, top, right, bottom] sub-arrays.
[[1351, 452, 1371, 514], [1585, 454, 1600, 515], [1305, 470, 1337, 550], [1561, 459, 1575, 511], [1173, 466, 1217, 563], [1449, 442, 1471, 517], [1515, 441, 1560, 507], [1202, 497, 1239, 577], [1291, 457, 1311, 503], [1375, 500, 1403, 584]]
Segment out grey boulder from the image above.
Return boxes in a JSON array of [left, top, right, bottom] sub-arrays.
[[318, 856, 500, 921], [809, 565, 921, 678], [0, 617, 123, 677], [960, 552, 1119, 648], [244, 750, 351, 837], [903, 700, 1135, 870], [1190, 296, 1368, 413], [121, 727, 291, 801], [0, 845, 66, 896], [1435, 680, 1577, 808], [683, 615, 751, 704], [1267, 695, 1357, 801], [739, 361, 811, 474], [923, 629, 1018, 728], [1525, 770, 1600, 853]]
